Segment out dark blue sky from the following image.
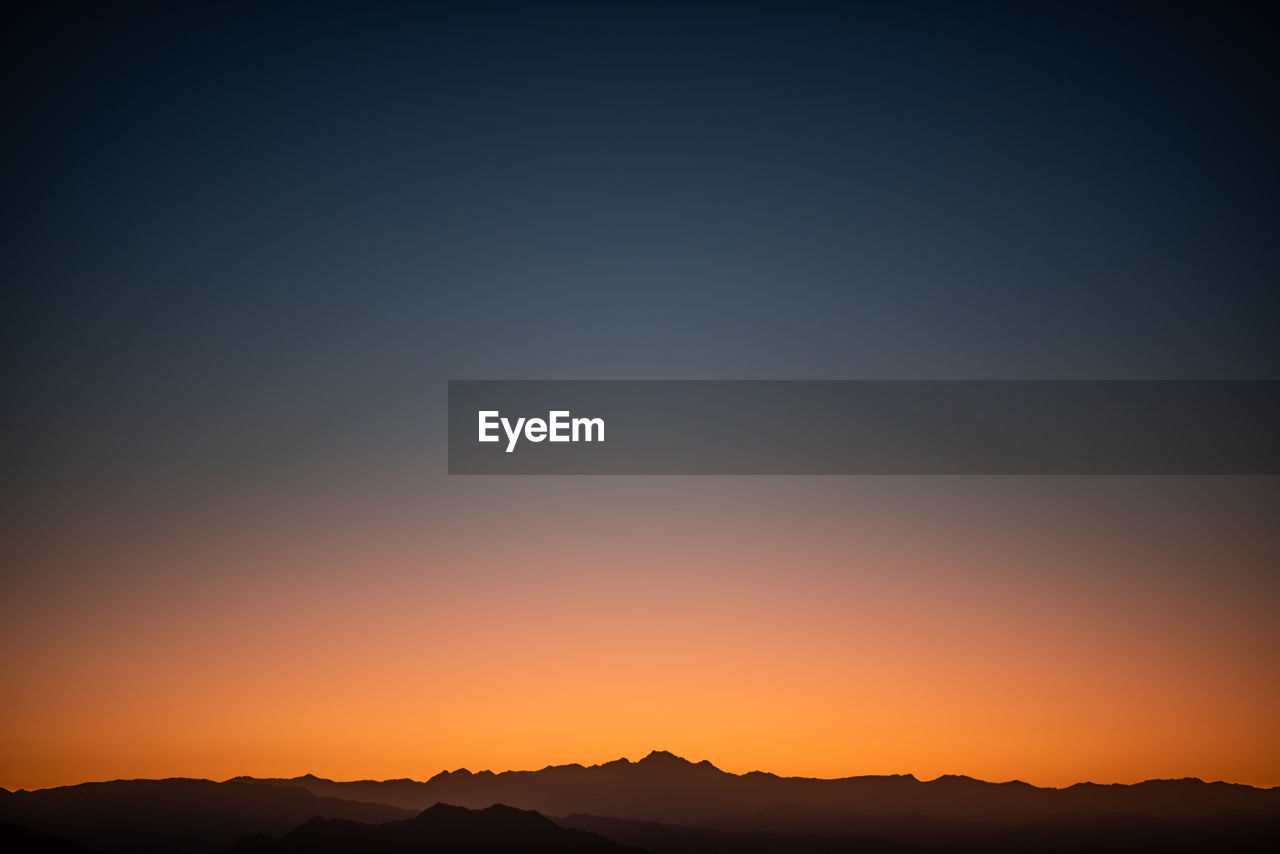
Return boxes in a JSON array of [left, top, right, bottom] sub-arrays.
[[5, 1, 1279, 494], [6, 4, 1280, 793]]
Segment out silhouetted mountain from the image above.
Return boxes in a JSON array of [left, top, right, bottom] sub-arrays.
[[12, 754, 1278, 853], [221, 803, 644, 853], [0, 779, 411, 854], [0, 820, 113, 853], [230, 750, 1280, 827]]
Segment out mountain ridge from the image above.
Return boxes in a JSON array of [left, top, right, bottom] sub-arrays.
[[222, 750, 1280, 826], [222, 802, 644, 853], [4, 765, 1279, 854], [230, 752, 1275, 791], [0, 778, 412, 854]]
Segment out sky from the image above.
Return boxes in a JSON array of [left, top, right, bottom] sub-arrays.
[[2, 1, 1278, 790]]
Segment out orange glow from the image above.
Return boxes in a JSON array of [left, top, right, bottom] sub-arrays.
[[3, 478, 1278, 791]]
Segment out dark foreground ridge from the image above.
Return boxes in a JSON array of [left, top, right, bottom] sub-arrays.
[[224, 803, 642, 853], [0, 779, 410, 854], [0, 819, 112, 853], [559, 809, 1280, 854]]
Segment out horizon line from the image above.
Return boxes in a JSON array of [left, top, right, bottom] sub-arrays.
[[10, 749, 1277, 794]]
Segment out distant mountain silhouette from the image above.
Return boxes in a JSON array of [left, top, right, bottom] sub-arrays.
[[222, 803, 643, 853], [230, 749, 1280, 826], [0, 779, 411, 854]]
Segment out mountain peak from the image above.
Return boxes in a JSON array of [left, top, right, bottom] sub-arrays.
[[426, 768, 473, 783], [416, 801, 560, 833], [638, 750, 690, 766], [420, 802, 470, 817], [633, 750, 722, 773]]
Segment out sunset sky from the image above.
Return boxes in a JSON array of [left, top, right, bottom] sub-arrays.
[[3, 2, 1278, 792]]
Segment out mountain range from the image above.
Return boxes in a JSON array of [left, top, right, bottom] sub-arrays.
[[0, 779, 410, 853], [229, 749, 1280, 826], [224, 803, 640, 853], [3, 752, 1278, 853]]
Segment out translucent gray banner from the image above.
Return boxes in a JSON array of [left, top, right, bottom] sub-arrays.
[[447, 381, 1280, 474]]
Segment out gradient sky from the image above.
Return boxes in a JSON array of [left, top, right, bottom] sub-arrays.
[[3, 1, 1279, 791]]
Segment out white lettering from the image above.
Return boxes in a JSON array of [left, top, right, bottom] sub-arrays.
[[478, 411, 500, 443], [549, 410, 571, 442], [572, 416, 604, 442], [502, 416, 526, 453], [479, 410, 605, 452]]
